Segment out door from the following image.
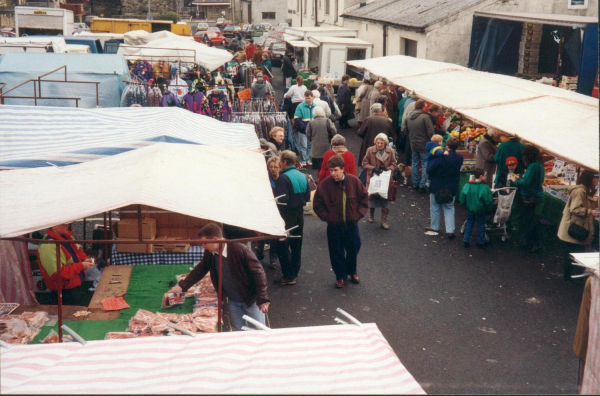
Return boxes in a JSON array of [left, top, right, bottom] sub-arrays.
[[248, 4, 252, 23], [328, 48, 346, 77]]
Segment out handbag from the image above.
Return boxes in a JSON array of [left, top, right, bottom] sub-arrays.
[[434, 188, 453, 204], [567, 192, 590, 242]]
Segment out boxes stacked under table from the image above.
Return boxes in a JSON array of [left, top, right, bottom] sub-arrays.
[[518, 22, 543, 74]]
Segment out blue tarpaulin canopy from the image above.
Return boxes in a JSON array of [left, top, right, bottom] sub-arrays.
[[0, 53, 129, 108]]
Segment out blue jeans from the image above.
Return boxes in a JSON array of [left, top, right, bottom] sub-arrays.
[[227, 300, 265, 331], [296, 131, 309, 163], [429, 194, 455, 233], [463, 211, 486, 245], [411, 151, 428, 188], [327, 222, 361, 281]]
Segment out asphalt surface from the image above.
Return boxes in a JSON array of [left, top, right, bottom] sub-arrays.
[[266, 68, 587, 394]]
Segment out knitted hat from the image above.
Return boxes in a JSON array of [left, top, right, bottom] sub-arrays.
[[505, 156, 518, 165], [256, 72, 263, 79]]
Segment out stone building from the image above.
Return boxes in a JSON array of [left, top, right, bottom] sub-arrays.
[[121, 0, 185, 19]]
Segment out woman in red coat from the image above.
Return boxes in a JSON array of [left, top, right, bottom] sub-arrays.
[[318, 134, 356, 183]]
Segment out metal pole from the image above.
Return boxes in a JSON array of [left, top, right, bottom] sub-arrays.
[[147, 0, 152, 20], [56, 243, 64, 342], [137, 205, 143, 242], [103, 212, 108, 264], [82, 217, 87, 251], [217, 242, 223, 332], [108, 211, 112, 264]]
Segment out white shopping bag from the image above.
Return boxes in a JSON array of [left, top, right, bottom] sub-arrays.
[[367, 170, 391, 199], [493, 190, 516, 224]]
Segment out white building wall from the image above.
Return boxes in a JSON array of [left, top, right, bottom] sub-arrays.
[[288, 0, 363, 27], [481, 0, 598, 17], [343, 19, 384, 57], [250, 0, 289, 25]]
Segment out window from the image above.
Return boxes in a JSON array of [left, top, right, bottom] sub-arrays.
[[402, 38, 417, 57], [262, 12, 276, 19], [325, 0, 330, 14]]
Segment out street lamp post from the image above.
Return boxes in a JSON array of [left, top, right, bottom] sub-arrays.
[[147, 0, 152, 20]]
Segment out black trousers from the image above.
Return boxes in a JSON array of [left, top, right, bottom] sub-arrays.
[[48, 282, 94, 306], [339, 113, 350, 127], [563, 242, 586, 280], [276, 207, 304, 280], [327, 222, 361, 281]]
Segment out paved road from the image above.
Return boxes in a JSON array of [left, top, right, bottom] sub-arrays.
[[267, 67, 586, 394]]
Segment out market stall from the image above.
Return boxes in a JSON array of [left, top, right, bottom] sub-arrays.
[[0, 53, 129, 108], [0, 105, 259, 169], [348, 55, 599, 228], [118, 30, 232, 72]]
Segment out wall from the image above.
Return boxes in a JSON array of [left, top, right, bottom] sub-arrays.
[[343, 18, 385, 57], [288, 0, 363, 27], [386, 27, 427, 58], [251, 0, 288, 25]]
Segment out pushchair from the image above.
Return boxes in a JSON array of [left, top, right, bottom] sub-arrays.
[[460, 187, 518, 242]]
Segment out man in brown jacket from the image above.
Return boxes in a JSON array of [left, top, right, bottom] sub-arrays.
[[313, 155, 369, 288], [167, 223, 270, 331], [357, 103, 394, 166]]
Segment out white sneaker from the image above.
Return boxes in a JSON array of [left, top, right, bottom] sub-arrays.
[[307, 160, 313, 166]]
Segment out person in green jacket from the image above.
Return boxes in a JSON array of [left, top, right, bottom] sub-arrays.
[[460, 168, 494, 248], [494, 136, 525, 185], [513, 145, 546, 252]]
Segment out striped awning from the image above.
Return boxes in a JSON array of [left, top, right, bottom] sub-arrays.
[[0, 105, 259, 169], [0, 323, 425, 394]]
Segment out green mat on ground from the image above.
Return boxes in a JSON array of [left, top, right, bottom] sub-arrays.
[[32, 265, 198, 343]]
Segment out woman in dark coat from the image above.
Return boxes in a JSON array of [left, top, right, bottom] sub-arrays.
[[336, 75, 352, 129]]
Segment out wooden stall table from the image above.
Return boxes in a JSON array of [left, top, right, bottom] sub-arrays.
[[87, 265, 132, 320]]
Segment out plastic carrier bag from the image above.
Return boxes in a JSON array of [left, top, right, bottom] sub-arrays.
[[367, 170, 391, 199], [493, 190, 517, 224]]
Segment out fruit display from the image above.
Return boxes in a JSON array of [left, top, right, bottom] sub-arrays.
[[543, 179, 565, 186], [544, 160, 555, 174]]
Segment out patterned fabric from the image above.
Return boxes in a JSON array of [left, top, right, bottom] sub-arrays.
[[161, 92, 180, 107], [183, 92, 207, 115], [582, 275, 600, 394], [131, 61, 152, 82], [0, 241, 38, 305], [206, 90, 232, 122], [111, 245, 204, 266]]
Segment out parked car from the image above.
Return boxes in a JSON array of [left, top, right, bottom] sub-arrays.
[[216, 18, 232, 29], [268, 41, 286, 66], [72, 22, 90, 34], [241, 24, 252, 39], [222, 25, 240, 39], [251, 24, 265, 37], [195, 23, 209, 33], [63, 37, 103, 53], [261, 23, 272, 31], [1, 30, 16, 38], [206, 26, 228, 45], [277, 22, 289, 28]]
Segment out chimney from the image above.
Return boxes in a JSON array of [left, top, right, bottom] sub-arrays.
[[360, 0, 367, 7]]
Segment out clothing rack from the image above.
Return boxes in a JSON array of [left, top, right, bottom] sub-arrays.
[[229, 112, 294, 148], [232, 98, 277, 113]]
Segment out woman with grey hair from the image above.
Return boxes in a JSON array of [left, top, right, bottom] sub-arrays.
[[369, 81, 383, 109], [475, 128, 499, 187], [318, 134, 357, 183], [361, 133, 397, 229], [306, 106, 337, 170]]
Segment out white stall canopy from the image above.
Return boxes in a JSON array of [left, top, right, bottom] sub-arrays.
[[0, 144, 286, 238], [118, 30, 232, 71], [348, 56, 599, 171]]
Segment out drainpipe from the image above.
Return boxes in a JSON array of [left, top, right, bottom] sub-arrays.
[[300, 0, 303, 27], [383, 24, 387, 56], [314, 0, 318, 26], [334, 0, 339, 25]]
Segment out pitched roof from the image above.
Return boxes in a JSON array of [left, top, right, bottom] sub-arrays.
[[342, 0, 491, 32]]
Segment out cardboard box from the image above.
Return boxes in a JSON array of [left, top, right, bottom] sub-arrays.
[[154, 236, 190, 253], [116, 237, 155, 254], [117, 218, 157, 239]]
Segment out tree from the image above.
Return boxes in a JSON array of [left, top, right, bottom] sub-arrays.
[[158, 12, 181, 24]]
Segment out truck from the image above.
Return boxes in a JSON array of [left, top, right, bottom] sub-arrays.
[[15, 6, 74, 37], [90, 18, 190, 36]]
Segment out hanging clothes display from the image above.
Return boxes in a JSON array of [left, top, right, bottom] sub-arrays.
[[131, 60, 152, 82], [182, 91, 208, 115], [206, 89, 232, 122], [147, 86, 163, 107], [120, 84, 148, 107], [233, 62, 256, 89], [168, 76, 189, 101], [161, 90, 180, 107], [232, 98, 277, 113], [229, 113, 291, 142]]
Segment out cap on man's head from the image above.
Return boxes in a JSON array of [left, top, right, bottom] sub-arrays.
[[256, 72, 263, 79], [505, 156, 518, 166]]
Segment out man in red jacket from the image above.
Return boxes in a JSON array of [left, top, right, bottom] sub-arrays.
[[313, 155, 369, 288], [245, 39, 257, 61], [37, 223, 95, 305]]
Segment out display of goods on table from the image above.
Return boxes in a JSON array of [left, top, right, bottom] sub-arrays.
[[107, 273, 220, 339], [0, 311, 53, 344], [446, 113, 487, 153]]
